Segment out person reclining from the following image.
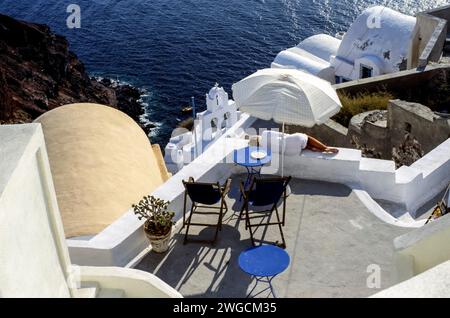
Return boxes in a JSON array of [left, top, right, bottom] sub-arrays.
[[259, 131, 339, 154], [303, 134, 339, 154]]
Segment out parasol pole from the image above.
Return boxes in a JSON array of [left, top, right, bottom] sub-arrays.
[[191, 96, 198, 158], [281, 121, 285, 178]]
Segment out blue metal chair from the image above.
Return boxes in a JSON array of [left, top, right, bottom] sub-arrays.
[[239, 176, 292, 248]]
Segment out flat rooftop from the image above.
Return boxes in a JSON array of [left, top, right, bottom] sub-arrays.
[[136, 177, 410, 298]]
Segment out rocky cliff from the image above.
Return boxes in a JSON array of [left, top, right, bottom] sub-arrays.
[[0, 14, 147, 132]]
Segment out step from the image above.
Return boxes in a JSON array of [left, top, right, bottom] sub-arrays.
[[97, 288, 125, 298], [359, 158, 395, 173], [72, 281, 99, 298]]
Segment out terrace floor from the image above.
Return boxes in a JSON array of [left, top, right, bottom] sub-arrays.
[[136, 177, 410, 298]]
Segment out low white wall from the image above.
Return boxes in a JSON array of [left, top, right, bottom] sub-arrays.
[[0, 125, 72, 297], [371, 260, 450, 298], [406, 139, 450, 213], [281, 138, 450, 215], [394, 213, 450, 278], [80, 267, 182, 298]]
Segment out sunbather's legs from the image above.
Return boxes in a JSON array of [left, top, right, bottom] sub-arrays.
[[306, 136, 339, 153]]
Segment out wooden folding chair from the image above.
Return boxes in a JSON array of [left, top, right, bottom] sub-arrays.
[[239, 176, 292, 248], [182, 177, 231, 245]]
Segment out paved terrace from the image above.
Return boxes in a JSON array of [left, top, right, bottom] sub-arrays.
[[136, 177, 410, 298]]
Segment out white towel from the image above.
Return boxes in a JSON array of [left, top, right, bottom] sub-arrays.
[[261, 131, 308, 156]]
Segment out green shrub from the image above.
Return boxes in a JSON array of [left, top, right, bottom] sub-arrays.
[[333, 91, 394, 127], [133, 195, 175, 236]]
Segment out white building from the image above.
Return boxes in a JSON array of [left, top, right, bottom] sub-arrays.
[[164, 84, 239, 174], [272, 6, 447, 83], [272, 34, 341, 83], [332, 6, 416, 83]]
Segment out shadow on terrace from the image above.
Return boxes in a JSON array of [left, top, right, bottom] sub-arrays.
[[136, 176, 409, 298]]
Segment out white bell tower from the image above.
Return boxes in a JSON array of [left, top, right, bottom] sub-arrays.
[[206, 83, 229, 112]]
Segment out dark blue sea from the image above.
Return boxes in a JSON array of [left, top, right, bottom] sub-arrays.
[[0, 0, 446, 146]]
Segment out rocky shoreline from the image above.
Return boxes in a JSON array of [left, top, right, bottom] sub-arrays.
[[0, 14, 151, 134]]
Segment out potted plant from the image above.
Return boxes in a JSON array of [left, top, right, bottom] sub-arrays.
[[132, 195, 175, 253]]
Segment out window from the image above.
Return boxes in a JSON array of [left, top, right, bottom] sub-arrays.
[[222, 112, 231, 129], [211, 118, 218, 133], [360, 65, 373, 79], [335, 76, 352, 84]]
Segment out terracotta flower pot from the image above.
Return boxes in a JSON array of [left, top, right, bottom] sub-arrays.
[[144, 225, 172, 253]]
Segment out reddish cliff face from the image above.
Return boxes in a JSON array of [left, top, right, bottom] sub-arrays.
[[0, 14, 146, 131]]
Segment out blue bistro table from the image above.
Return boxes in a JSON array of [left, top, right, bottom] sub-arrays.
[[238, 245, 290, 298], [233, 146, 272, 192]]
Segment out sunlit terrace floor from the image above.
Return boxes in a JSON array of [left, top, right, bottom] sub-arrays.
[[136, 177, 410, 298]]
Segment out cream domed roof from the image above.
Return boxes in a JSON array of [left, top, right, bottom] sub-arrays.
[[34, 103, 170, 238]]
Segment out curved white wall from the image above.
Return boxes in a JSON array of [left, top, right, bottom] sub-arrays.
[[371, 260, 450, 298]]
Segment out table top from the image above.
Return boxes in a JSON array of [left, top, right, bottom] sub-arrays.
[[233, 146, 272, 168], [238, 245, 290, 277]]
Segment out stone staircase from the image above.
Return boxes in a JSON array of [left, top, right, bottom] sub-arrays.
[[72, 282, 125, 298]]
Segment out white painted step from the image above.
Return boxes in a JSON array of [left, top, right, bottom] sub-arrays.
[[73, 281, 99, 298], [97, 288, 125, 298]]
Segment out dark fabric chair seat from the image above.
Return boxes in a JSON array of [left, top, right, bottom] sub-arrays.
[[182, 177, 231, 245], [240, 176, 291, 248]]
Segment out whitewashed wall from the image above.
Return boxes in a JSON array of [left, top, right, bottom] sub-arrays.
[[281, 138, 450, 215], [393, 213, 450, 280], [371, 260, 450, 298], [0, 124, 72, 297]]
